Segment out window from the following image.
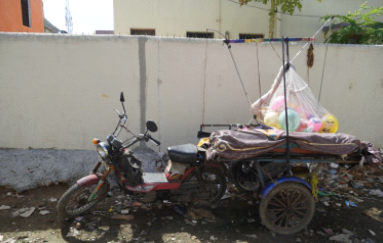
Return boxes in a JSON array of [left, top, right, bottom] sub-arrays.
[[239, 34, 264, 39], [130, 29, 155, 36], [187, 32, 214, 38], [21, 0, 31, 27]]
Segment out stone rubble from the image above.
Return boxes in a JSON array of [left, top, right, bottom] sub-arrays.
[[19, 207, 35, 218]]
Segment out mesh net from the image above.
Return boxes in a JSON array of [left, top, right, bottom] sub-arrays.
[[253, 64, 339, 133]]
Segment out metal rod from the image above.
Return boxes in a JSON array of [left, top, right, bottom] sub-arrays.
[[207, 28, 254, 115], [227, 46, 253, 110], [92, 162, 102, 174], [282, 37, 290, 165], [291, 17, 332, 63], [222, 158, 341, 163], [256, 162, 265, 187], [318, 17, 333, 107], [200, 124, 238, 131], [291, 43, 309, 63], [229, 37, 314, 43]]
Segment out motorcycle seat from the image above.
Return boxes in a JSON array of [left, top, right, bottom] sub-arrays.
[[167, 144, 197, 164]]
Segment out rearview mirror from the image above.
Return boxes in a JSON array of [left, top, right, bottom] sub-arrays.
[[120, 91, 125, 102], [146, 120, 158, 132]]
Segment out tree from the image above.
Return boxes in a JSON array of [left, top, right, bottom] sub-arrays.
[[322, 3, 383, 44], [239, 0, 321, 38]]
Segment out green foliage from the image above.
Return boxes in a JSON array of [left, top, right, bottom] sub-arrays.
[[322, 3, 383, 44], [239, 0, 321, 15]]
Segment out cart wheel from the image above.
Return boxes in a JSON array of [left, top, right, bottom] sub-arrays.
[[259, 182, 315, 235]]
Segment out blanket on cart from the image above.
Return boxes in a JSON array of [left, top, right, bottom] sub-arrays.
[[205, 129, 382, 164]]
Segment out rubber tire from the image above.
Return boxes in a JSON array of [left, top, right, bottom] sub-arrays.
[[183, 166, 227, 206], [231, 162, 260, 192], [259, 182, 315, 235], [57, 183, 103, 221]]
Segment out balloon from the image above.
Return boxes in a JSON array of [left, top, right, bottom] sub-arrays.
[[294, 104, 304, 114], [264, 112, 281, 129], [306, 117, 322, 132], [270, 96, 288, 112], [279, 109, 300, 132], [320, 114, 339, 133], [296, 119, 308, 132]]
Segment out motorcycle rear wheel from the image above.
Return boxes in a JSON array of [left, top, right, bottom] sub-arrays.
[[183, 167, 227, 206], [57, 183, 106, 220], [231, 161, 260, 192]]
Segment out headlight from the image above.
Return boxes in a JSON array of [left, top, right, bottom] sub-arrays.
[[96, 142, 110, 159]]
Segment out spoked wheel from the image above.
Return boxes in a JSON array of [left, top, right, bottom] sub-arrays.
[[57, 183, 107, 220], [259, 182, 315, 235], [184, 167, 227, 206]]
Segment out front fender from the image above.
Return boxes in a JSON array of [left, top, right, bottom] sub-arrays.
[[259, 177, 312, 199], [77, 173, 103, 187]]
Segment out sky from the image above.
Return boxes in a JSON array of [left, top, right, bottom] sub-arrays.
[[43, 0, 114, 34]]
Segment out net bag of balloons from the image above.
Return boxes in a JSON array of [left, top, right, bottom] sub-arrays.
[[261, 66, 338, 133]]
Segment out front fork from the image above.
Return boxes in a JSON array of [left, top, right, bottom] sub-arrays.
[[88, 162, 112, 202]]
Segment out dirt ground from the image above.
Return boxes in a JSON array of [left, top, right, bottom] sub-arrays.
[[0, 183, 383, 243]]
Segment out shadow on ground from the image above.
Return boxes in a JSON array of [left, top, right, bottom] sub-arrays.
[[1, 185, 383, 243]]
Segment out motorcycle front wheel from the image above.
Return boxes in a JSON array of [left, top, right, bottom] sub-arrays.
[[183, 167, 227, 206], [57, 183, 107, 220]]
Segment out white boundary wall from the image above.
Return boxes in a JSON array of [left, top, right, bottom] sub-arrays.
[[1, 33, 383, 152]]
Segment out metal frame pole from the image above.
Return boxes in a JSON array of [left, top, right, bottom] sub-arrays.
[[282, 37, 290, 165]]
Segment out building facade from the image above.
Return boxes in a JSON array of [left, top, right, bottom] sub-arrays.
[[113, 0, 383, 42], [44, 18, 60, 33], [0, 0, 44, 33]]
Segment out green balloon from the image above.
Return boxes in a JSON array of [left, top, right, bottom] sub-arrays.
[[279, 109, 300, 132]]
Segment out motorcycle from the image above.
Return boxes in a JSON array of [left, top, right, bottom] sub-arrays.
[[57, 92, 227, 220]]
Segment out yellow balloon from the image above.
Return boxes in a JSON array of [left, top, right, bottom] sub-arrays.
[[264, 112, 281, 129], [320, 114, 339, 133]]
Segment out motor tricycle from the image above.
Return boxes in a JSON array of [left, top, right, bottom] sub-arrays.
[[196, 123, 377, 234], [57, 92, 227, 220]]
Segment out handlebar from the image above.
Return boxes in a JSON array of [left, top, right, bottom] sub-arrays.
[[122, 133, 160, 149], [147, 134, 161, 146], [113, 92, 160, 147], [113, 95, 128, 136], [114, 116, 127, 137]]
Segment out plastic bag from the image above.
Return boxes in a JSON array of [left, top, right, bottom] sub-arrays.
[[252, 64, 338, 133]]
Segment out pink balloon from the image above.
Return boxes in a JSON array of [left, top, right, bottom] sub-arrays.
[[307, 118, 322, 132], [270, 96, 287, 111], [296, 119, 308, 132], [294, 104, 304, 114]]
